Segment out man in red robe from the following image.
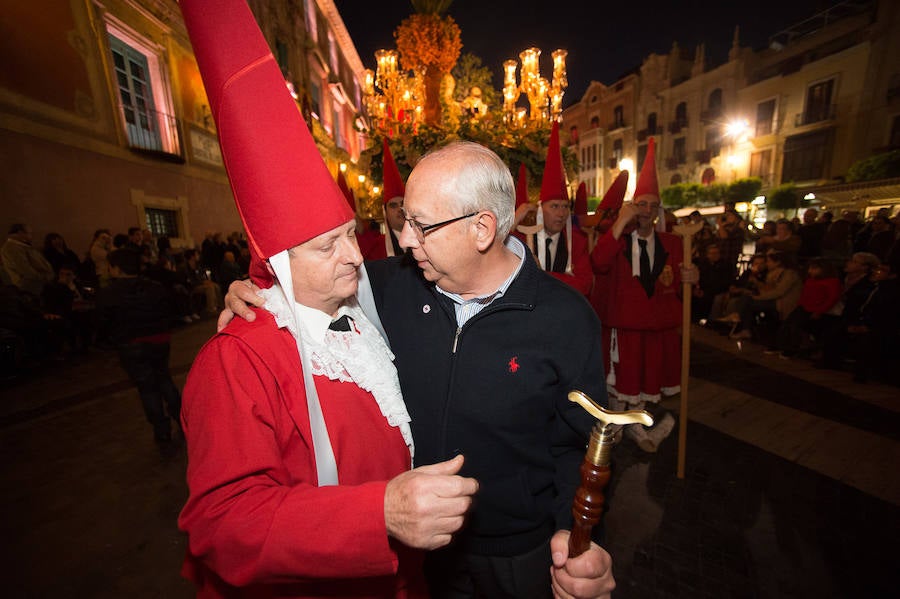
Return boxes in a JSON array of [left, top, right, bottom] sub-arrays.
[[591, 138, 692, 453], [178, 1, 477, 596], [513, 122, 593, 297]]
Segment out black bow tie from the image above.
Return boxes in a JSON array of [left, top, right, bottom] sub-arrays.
[[328, 314, 353, 332]]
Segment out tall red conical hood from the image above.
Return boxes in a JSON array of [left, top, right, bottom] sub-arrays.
[[515, 163, 529, 208], [573, 182, 588, 216], [180, 0, 352, 261], [598, 170, 630, 211], [539, 121, 567, 203], [382, 138, 405, 205], [336, 170, 355, 212], [633, 136, 659, 201]]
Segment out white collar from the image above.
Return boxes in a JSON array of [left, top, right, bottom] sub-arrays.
[[260, 285, 414, 458], [293, 302, 355, 345]]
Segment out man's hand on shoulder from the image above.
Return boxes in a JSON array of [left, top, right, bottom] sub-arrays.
[[218, 279, 266, 331], [549, 530, 615, 599]]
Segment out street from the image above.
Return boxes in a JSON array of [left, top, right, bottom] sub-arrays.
[[1, 319, 897, 597]]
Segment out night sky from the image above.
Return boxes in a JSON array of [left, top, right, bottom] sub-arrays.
[[336, 0, 832, 107]]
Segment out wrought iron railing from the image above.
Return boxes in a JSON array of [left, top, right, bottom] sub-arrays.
[[118, 101, 184, 160]]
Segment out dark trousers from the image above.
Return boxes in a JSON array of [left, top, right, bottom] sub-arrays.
[[117, 341, 182, 441], [424, 540, 552, 599]]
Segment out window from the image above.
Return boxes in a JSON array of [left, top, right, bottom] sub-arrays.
[[309, 78, 321, 119], [705, 128, 721, 158], [569, 125, 579, 144], [613, 105, 624, 128], [782, 130, 831, 182], [675, 102, 688, 126], [701, 168, 715, 185], [590, 116, 600, 129], [303, 0, 318, 42], [105, 23, 180, 158], [707, 88, 723, 114], [333, 107, 344, 150], [673, 137, 687, 164], [613, 139, 623, 162], [801, 79, 835, 125], [670, 174, 683, 184], [637, 144, 648, 172], [756, 99, 776, 136], [750, 149, 772, 182], [328, 31, 339, 74], [647, 112, 657, 134], [145, 207, 179, 238]]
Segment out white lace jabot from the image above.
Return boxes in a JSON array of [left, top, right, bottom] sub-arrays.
[[260, 286, 414, 457]]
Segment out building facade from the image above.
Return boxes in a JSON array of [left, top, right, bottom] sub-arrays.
[[562, 0, 900, 213], [0, 0, 368, 252]]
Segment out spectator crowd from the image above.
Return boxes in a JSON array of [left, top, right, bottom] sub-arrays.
[[4, 206, 899, 387], [1, 224, 250, 377], [689, 207, 900, 385]]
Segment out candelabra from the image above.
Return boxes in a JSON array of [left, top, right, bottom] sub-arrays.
[[503, 47, 567, 126], [363, 49, 424, 131]]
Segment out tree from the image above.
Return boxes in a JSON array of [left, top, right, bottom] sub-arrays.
[[726, 178, 762, 205], [766, 183, 801, 216], [845, 149, 900, 182], [395, 4, 462, 127]]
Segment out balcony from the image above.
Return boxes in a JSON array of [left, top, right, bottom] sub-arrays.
[[119, 101, 185, 163], [668, 118, 688, 134], [700, 108, 722, 123], [795, 104, 837, 127], [665, 157, 678, 170], [608, 120, 626, 132], [695, 149, 711, 164], [608, 157, 619, 169]]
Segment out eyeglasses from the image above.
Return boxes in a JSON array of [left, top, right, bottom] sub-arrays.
[[402, 210, 478, 242]]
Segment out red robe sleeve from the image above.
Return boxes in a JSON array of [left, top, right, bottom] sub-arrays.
[[178, 333, 399, 587]]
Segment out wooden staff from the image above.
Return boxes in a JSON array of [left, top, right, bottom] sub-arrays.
[[566, 390, 653, 557], [671, 220, 703, 479]]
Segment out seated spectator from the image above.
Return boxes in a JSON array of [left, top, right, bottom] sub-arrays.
[[773, 258, 842, 357], [864, 214, 894, 263], [2, 224, 55, 298], [42, 233, 81, 274], [822, 210, 859, 264], [112, 233, 129, 250], [216, 250, 244, 294], [88, 229, 113, 287], [819, 252, 880, 370], [729, 250, 802, 343], [848, 262, 899, 383], [177, 249, 222, 315], [41, 265, 95, 353], [756, 219, 801, 261], [146, 252, 196, 324], [713, 253, 768, 323], [692, 243, 732, 321], [753, 220, 776, 254], [797, 208, 826, 260]]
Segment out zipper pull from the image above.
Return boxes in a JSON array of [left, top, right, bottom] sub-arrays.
[[452, 326, 461, 353]]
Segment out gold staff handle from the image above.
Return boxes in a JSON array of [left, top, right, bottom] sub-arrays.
[[566, 390, 653, 557]]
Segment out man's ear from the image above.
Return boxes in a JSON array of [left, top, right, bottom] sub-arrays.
[[473, 210, 498, 251]]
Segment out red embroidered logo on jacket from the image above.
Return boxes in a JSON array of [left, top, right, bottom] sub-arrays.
[[508, 356, 520, 373]]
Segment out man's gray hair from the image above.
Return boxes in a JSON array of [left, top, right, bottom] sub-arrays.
[[415, 141, 515, 239]]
